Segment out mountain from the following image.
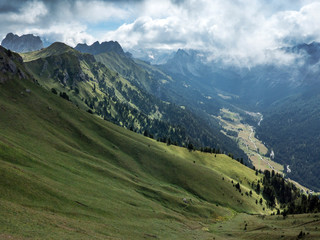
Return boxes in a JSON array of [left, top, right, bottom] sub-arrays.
[[257, 89, 320, 191], [75, 41, 127, 56], [1, 33, 43, 53], [22, 42, 247, 159], [1, 45, 319, 239]]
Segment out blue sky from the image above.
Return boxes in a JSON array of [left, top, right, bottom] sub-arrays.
[[1, 0, 320, 66]]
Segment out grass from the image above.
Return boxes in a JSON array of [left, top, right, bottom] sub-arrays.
[[0, 71, 267, 239], [20, 42, 78, 62]]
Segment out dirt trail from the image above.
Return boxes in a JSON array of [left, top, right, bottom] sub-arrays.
[[248, 125, 275, 171]]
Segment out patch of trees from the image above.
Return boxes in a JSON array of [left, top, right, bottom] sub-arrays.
[[256, 93, 320, 191], [262, 169, 320, 214], [226, 130, 238, 137]]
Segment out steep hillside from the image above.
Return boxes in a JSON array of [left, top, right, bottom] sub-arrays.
[[257, 91, 320, 191], [0, 46, 270, 239], [95, 51, 166, 93]]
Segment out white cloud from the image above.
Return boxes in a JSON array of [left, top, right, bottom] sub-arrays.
[[103, 0, 320, 66], [5, 0, 48, 24], [24, 24, 96, 47], [0, 0, 132, 46], [73, 1, 130, 23]]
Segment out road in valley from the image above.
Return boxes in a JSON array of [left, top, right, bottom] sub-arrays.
[[248, 115, 275, 171]]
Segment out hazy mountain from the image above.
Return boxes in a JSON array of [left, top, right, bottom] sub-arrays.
[[1, 33, 43, 53]]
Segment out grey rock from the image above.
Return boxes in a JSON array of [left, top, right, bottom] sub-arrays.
[[1, 33, 43, 53]]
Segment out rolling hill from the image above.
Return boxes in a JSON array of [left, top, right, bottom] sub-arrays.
[[0, 45, 262, 238]]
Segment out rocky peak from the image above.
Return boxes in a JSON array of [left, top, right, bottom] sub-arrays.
[[0, 46, 27, 83], [75, 41, 125, 55], [1, 33, 43, 53]]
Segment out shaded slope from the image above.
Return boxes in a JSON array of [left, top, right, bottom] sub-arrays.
[[0, 47, 266, 239], [257, 91, 320, 191]]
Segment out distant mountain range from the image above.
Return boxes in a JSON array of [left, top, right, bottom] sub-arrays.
[[1, 33, 43, 53]]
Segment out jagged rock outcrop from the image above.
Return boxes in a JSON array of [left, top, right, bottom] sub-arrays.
[[0, 46, 27, 83], [1, 33, 43, 53]]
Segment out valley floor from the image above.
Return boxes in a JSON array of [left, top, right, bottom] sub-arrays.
[[215, 108, 283, 173]]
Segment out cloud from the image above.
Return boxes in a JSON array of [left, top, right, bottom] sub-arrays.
[[103, 0, 320, 66], [0, 0, 135, 46], [1, 0, 320, 66]]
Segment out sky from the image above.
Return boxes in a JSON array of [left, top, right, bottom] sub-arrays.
[[1, 0, 320, 66]]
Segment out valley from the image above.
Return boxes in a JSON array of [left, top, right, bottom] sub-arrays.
[[1, 44, 320, 239], [215, 108, 283, 173], [215, 108, 316, 194]]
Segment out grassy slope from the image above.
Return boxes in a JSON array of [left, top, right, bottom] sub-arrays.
[[20, 42, 77, 62], [0, 58, 271, 239], [22, 44, 148, 120], [94, 52, 161, 92]]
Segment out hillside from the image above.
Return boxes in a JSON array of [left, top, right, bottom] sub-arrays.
[[257, 91, 320, 191], [1, 46, 320, 240], [0, 46, 264, 238]]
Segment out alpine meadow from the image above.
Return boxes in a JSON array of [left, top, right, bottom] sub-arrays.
[[1, 1, 320, 239]]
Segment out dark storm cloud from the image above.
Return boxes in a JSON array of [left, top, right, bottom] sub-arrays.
[[0, 1, 25, 13]]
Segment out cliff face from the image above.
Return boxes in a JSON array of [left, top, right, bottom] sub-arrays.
[[1, 33, 43, 53], [0, 46, 28, 83]]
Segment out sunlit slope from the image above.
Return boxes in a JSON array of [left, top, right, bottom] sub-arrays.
[[0, 55, 265, 239]]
